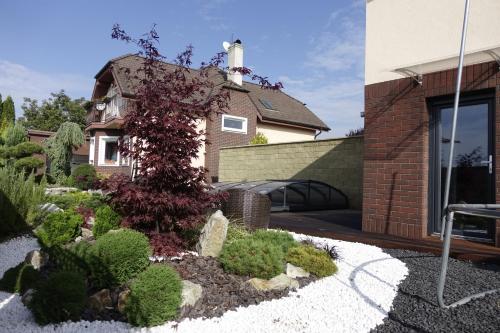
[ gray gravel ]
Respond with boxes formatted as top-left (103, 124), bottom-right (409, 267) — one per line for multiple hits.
top-left (372, 249), bottom-right (500, 333)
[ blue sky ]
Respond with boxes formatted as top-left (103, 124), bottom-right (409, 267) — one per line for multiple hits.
top-left (0, 0), bottom-right (365, 137)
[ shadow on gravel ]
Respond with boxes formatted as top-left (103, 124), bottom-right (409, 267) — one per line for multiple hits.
top-left (372, 249), bottom-right (500, 333)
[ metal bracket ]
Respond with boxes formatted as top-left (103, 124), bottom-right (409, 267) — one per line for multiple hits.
top-left (394, 69), bottom-right (423, 85)
top-left (483, 50), bottom-right (500, 70)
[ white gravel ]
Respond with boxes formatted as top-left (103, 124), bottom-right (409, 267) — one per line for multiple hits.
top-left (0, 236), bottom-right (40, 276)
top-left (0, 233), bottom-right (408, 333)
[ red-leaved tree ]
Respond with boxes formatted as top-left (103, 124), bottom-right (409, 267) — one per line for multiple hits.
top-left (102, 25), bottom-right (282, 255)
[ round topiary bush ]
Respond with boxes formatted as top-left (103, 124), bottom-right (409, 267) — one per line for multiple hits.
top-left (92, 205), bottom-right (121, 238)
top-left (92, 229), bottom-right (152, 287)
top-left (250, 229), bottom-right (298, 253)
top-left (36, 210), bottom-right (83, 247)
top-left (71, 164), bottom-right (98, 190)
top-left (286, 244), bottom-right (338, 277)
top-left (29, 271), bottom-right (86, 325)
top-left (125, 264), bottom-right (182, 327)
top-left (219, 238), bottom-right (285, 279)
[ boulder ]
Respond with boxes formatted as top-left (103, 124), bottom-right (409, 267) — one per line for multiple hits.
top-left (21, 289), bottom-right (35, 306)
top-left (286, 263), bottom-right (310, 278)
top-left (81, 227), bottom-right (93, 240)
top-left (24, 250), bottom-right (49, 270)
top-left (74, 236), bottom-right (83, 243)
top-left (196, 210), bottom-right (228, 257)
top-left (45, 187), bottom-right (79, 195)
top-left (88, 289), bottom-right (112, 313)
top-left (87, 216), bottom-right (95, 226)
top-left (247, 273), bottom-right (299, 291)
top-left (117, 289), bottom-right (130, 314)
top-left (39, 203), bottom-right (62, 213)
top-left (181, 280), bottom-right (203, 307)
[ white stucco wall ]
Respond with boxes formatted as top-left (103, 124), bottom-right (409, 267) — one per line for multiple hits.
top-left (256, 122), bottom-right (316, 144)
top-left (191, 119), bottom-right (206, 168)
top-left (366, 0), bottom-right (500, 85)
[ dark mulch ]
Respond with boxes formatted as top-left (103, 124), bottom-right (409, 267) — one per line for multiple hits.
top-left (372, 249), bottom-right (500, 333)
top-left (169, 254), bottom-right (318, 320)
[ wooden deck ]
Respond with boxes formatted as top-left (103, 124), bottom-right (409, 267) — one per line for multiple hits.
top-left (270, 210), bottom-right (500, 264)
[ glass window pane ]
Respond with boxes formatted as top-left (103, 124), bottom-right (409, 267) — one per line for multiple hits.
top-left (224, 117), bottom-right (243, 130)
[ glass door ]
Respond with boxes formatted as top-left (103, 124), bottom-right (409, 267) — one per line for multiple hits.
top-left (430, 96), bottom-right (495, 241)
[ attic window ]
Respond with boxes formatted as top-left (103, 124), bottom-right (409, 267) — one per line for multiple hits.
top-left (259, 99), bottom-right (276, 110)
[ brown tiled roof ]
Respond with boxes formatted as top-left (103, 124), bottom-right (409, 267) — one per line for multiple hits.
top-left (95, 54), bottom-right (330, 131)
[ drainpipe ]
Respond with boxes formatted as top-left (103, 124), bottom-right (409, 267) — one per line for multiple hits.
top-left (315, 130), bottom-right (322, 140)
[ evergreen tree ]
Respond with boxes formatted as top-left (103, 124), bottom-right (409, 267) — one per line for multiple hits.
top-left (44, 122), bottom-right (84, 179)
top-left (0, 96), bottom-right (15, 136)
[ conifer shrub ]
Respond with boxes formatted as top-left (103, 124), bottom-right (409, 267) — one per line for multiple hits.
top-left (250, 229), bottom-right (298, 254)
top-left (92, 205), bottom-right (121, 238)
top-left (125, 265), bottom-right (182, 327)
top-left (14, 156), bottom-right (44, 172)
top-left (4, 142), bottom-right (44, 158)
top-left (250, 132), bottom-right (268, 145)
top-left (286, 244), bottom-right (338, 277)
top-left (35, 210), bottom-right (83, 247)
top-left (0, 262), bottom-right (40, 294)
top-left (92, 229), bottom-right (152, 287)
top-left (71, 164), bottom-right (98, 190)
top-left (29, 271), bottom-right (86, 325)
top-left (219, 238), bottom-right (284, 279)
top-left (225, 221), bottom-right (251, 244)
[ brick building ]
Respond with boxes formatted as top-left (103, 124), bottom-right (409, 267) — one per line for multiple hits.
top-left (364, 0), bottom-right (500, 246)
top-left (85, 40), bottom-right (329, 180)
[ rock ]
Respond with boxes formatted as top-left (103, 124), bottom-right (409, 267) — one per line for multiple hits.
top-left (45, 187), bottom-right (79, 195)
top-left (196, 210), bottom-right (228, 257)
top-left (117, 289), bottom-right (130, 314)
top-left (286, 263), bottom-right (310, 278)
top-left (88, 289), bottom-right (112, 313)
top-left (24, 250), bottom-right (49, 270)
top-left (81, 227), bottom-right (93, 240)
top-left (247, 273), bottom-right (299, 291)
top-left (74, 236), bottom-right (83, 243)
top-left (39, 203), bottom-right (62, 213)
top-left (21, 289), bottom-right (35, 306)
top-left (181, 280), bottom-right (203, 307)
top-left (87, 216), bottom-right (95, 226)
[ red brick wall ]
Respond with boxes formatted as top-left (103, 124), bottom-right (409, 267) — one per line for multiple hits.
top-left (363, 61), bottom-right (500, 246)
top-left (205, 88), bottom-right (258, 182)
top-left (89, 129), bottom-right (131, 176)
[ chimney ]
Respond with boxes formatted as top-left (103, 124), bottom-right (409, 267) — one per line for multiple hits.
top-left (227, 39), bottom-right (243, 86)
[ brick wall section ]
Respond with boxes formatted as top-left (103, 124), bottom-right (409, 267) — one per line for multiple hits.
top-left (219, 137), bottom-right (364, 209)
top-left (205, 89), bottom-right (257, 182)
top-left (89, 129), bottom-right (131, 176)
top-left (364, 61), bottom-right (500, 246)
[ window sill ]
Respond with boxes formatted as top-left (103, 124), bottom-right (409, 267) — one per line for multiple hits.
top-left (221, 128), bottom-right (247, 134)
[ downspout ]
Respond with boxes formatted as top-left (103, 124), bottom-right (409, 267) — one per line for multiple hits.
top-left (314, 130), bottom-right (322, 140)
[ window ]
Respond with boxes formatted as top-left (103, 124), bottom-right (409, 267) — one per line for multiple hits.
top-left (222, 115), bottom-right (247, 134)
top-left (259, 98), bottom-right (276, 110)
top-left (89, 137), bottom-right (95, 165)
top-left (98, 136), bottom-right (128, 166)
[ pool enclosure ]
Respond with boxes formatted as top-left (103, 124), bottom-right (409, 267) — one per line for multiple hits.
top-left (212, 180), bottom-right (349, 212)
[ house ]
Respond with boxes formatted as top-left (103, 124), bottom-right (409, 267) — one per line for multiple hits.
top-left (85, 40), bottom-right (329, 181)
top-left (363, 0), bottom-right (500, 247)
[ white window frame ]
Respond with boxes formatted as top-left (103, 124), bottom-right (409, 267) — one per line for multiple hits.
top-left (222, 114), bottom-right (247, 134)
top-left (98, 136), bottom-right (121, 167)
top-left (89, 137), bottom-right (95, 165)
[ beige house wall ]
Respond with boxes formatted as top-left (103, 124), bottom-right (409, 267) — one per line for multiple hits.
top-left (219, 136), bottom-right (364, 209)
top-left (366, 0), bottom-right (500, 85)
top-left (256, 122), bottom-right (316, 144)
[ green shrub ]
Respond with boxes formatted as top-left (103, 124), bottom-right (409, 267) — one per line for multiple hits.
top-left (250, 132), bottom-right (268, 145)
top-left (0, 262), bottom-right (40, 293)
top-left (71, 164), bottom-right (98, 190)
top-left (80, 193), bottom-right (106, 210)
top-left (14, 156), bottom-right (44, 172)
top-left (36, 210), bottom-right (83, 247)
top-left (92, 229), bottom-right (152, 287)
top-left (92, 205), bottom-right (121, 238)
top-left (6, 142), bottom-right (44, 158)
top-left (225, 221), bottom-right (251, 244)
top-left (45, 191), bottom-right (90, 210)
top-left (219, 238), bottom-right (284, 279)
top-left (4, 123), bottom-right (27, 147)
top-left (125, 265), bottom-right (182, 327)
top-left (29, 271), bottom-right (86, 325)
top-left (250, 229), bottom-right (298, 253)
top-left (0, 165), bottom-right (46, 238)
top-left (286, 245), bottom-right (338, 277)
top-left (49, 242), bottom-right (93, 276)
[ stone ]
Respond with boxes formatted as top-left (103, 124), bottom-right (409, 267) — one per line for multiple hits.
top-left (81, 227), bottom-right (93, 240)
top-left (181, 280), bottom-right (203, 307)
top-left (24, 250), bottom-right (49, 270)
top-left (21, 289), bottom-right (35, 306)
top-left (247, 273), bottom-right (299, 291)
top-left (87, 216), bottom-right (95, 226)
top-left (74, 236), bottom-right (83, 243)
top-left (117, 289), bottom-right (130, 314)
top-left (45, 187), bottom-right (78, 195)
top-left (88, 289), bottom-right (112, 313)
top-left (286, 263), bottom-right (310, 278)
top-left (196, 210), bottom-right (228, 257)
top-left (39, 203), bottom-right (62, 213)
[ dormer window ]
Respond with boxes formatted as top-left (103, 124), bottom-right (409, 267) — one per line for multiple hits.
top-left (259, 98), bottom-right (277, 111)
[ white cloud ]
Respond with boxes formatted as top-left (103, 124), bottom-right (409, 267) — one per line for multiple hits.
top-left (0, 60), bottom-right (92, 117)
top-left (198, 0), bottom-right (229, 31)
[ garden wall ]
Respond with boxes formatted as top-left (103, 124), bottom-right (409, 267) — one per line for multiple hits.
top-left (219, 136), bottom-right (364, 209)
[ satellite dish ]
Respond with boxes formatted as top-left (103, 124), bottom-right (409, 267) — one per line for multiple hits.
top-left (222, 41), bottom-right (230, 51)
